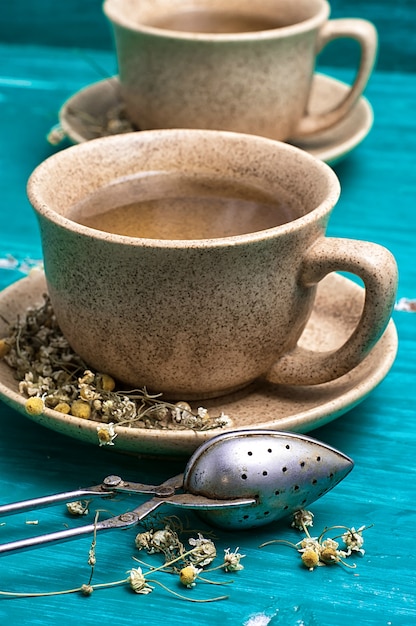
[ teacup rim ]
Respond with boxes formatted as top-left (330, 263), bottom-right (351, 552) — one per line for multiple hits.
top-left (103, 0), bottom-right (330, 42)
top-left (27, 129), bottom-right (340, 249)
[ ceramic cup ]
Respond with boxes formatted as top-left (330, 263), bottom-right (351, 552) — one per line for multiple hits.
top-left (103, 0), bottom-right (377, 141)
top-left (27, 130), bottom-right (397, 399)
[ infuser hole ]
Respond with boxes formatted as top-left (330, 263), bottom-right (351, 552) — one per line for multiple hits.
top-left (241, 473), bottom-right (247, 480)
top-left (282, 466), bottom-right (288, 473)
top-left (275, 490), bottom-right (280, 495)
top-left (316, 456), bottom-right (321, 462)
top-left (248, 451), bottom-right (253, 456)
top-left (293, 485), bottom-right (299, 491)
top-left (312, 479), bottom-right (317, 485)
top-left (300, 461), bottom-right (305, 468)
top-left (262, 470), bottom-right (268, 476)
top-left (267, 448), bottom-right (272, 453)
top-left (264, 511), bottom-right (270, 516)
top-left (285, 444), bottom-right (290, 449)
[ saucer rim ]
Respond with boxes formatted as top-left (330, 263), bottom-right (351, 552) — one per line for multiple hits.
top-left (59, 73), bottom-right (373, 165)
top-left (0, 270), bottom-right (398, 456)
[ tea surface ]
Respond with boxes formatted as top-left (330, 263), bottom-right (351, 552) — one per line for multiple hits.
top-left (68, 173), bottom-right (301, 240)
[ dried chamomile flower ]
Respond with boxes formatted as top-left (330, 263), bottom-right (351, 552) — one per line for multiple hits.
top-left (223, 547), bottom-right (246, 572)
top-left (188, 534), bottom-right (217, 567)
top-left (79, 370), bottom-right (95, 385)
top-left (260, 513), bottom-right (372, 572)
top-left (46, 124), bottom-right (67, 146)
top-left (319, 548), bottom-right (339, 565)
top-left (20, 373), bottom-right (53, 397)
top-left (128, 567), bottom-right (153, 594)
top-left (179, 564), bottom-right (201, 588)
top-left (135, 530), bottom-right (154, 552)
top-left (98, 373), bottom-right (116, 392)
top-left (341, 526), bottom-right (366, 556)
top-left (291, 509), bottom-right (314, 531)
top-left (301, 549), bottom-right (320, 570)
top-left (150, 526), bottom-right (184, 557)
top-left (81, 583), bottom-right (94, 596)
top-left (215, 412), bottom-right (232, 428)
top-left (66, 500), bottom-right (89, 516)
top-left (147, 404), bottom-right (169, 422)
top-left (196, 407), bottom-right (210, 422)
top-left (96, 422), bottom-right (117, 446)
top-left (4, 297), bottom-right (233, 432)
top-left (172, 401), bottom-right (193, 425)
top-left (70, 399), bottom-right (91, 419)
top-left (54, 402), bottom-right (71, 414)
top-left (25, 396), bottom-right (44, 416)
top-left (102, 396), bottom-right (137, 423)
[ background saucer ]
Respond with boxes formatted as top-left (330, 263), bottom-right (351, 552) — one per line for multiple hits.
top-left (59, 73), bottom-right (373, 165)
top-left (0, 270), bottom-right (397, 456)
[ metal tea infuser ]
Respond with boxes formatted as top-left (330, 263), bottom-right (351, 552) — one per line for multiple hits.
top-left (0, 430), bottom-right (353, 555)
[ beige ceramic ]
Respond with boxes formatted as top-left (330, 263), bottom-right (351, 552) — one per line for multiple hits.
top-left (27, 129), bottom-right (397, 399)
top-left (59, 73), bottom-right (374, 165)
top-left (103, 0), bottom-right (377, 141)
top-left (0, 270), bottom-right (398, 456)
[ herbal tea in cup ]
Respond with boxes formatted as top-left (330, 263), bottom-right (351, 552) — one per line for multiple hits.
top-left (67, 173), bottom-right (300, 240)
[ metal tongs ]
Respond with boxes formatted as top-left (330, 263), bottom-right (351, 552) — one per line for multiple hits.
top-left (0, 472), bottom-right (256, 556)
top-left (0, 429), bottom-right (354, 556)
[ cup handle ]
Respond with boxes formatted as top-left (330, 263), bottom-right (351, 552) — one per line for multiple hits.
top-left (272, 238), bottom-right (397, 385)
top-left (294, 18), bottom-right (378, 137)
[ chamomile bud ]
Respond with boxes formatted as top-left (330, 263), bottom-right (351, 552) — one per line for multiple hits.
top-left (301, 549), bottom-right (320, 570)
top-left (55, 402), bottom-right (71, 414)
top-left (99, 373), bottom-right (116, 392)
top-left (25, 396), bottom-right (44, 416)
top-left (179, 564), bottom-right (201, 587)
top-left (320, 547), bottom-right (339, 564)
top-left (70, 399), bottom-right (91, 419)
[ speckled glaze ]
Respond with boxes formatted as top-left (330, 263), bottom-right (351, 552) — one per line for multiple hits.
top-left (27, 129), bottom-right (397, 399)
top-left (103, 0), bottom-right (377, 141)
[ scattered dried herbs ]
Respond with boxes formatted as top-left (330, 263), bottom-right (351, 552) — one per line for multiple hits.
top-left (0, 295), bottom-right (232, 441)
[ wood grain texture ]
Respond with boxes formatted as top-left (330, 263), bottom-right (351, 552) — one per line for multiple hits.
top-left (0, 15), bottom-right (415, 626)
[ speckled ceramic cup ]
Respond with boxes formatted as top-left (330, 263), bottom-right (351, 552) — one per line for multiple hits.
top-left (103, 0), bottom-right (377, 141)
top-left (27, 130), bottom-right (397, 399)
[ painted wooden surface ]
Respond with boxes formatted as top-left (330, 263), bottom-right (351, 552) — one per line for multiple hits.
top-left (0, 0), bottom-right (415, 71)
top-left (0, 2), bottom-right (415, 625)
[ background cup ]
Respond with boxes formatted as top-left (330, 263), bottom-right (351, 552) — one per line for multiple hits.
top-left (27, 130), bottom-right (397, 399)
top-left (103, 0), bottom-right (377, 141)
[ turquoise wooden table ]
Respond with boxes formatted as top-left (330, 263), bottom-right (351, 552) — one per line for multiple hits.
top-left (0, 2), bottom-right (415, 624)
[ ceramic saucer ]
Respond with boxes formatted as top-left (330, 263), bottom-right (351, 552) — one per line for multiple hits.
top-left (59, 73), bottom-right (373, 165)
top-left (0, 270), bottom-right (397, 457)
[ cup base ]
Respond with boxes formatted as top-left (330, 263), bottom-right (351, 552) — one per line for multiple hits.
top-left (161, 380), bottom-right (256, 403)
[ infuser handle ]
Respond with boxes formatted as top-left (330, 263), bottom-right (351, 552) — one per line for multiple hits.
top-left (0, 488), bottom-right (109, 518)
top-left (0, 510), bottom-right (140, 556)
top-left (0, 474), bottom-right (185, 519)
top-left (0, 493), bottom-right (257, 556)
